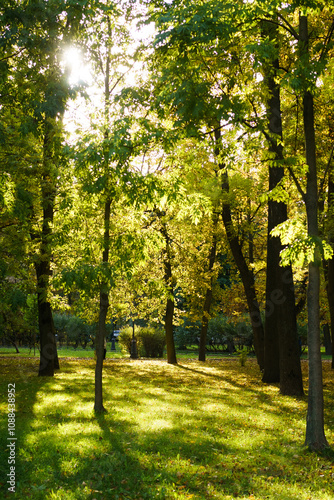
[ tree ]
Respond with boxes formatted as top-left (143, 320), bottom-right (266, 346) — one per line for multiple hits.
top-left (154, 208), bottom-right (178, 364)
top-left (299, 12), bottom-right (329, 451)
top-left (257, 16), bottom-right (303, 395)
top-left (149, 0), bottom-right (267, 368)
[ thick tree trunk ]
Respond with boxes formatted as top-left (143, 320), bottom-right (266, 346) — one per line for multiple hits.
top-left (261, 19), bottom-right (303, 395)
top-left (278, 266), bottom-right (303, 396)
top-left (37, 298), bottom-right (59, 376)
top-left (262, 168), bottom-right (282, 383)
top-left (36, 121), bottom-right (59, 377)
top-left (300, 15), bottom-right (328, 450)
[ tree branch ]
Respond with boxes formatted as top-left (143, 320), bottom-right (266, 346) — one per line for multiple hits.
top-left (287, 166), bottom-right (306, 203)
top-left (319, 18), bottom-right (334, 63)
top-left (319, 144), bottom-right (334, 198)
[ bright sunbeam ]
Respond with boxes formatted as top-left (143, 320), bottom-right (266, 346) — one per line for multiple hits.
top-left (63, 47), bottom-right (92, 86)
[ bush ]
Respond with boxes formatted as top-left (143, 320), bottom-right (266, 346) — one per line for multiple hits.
top-left (118, 326), bottom-right (165, 358)
top-left (139, 327), bottom-right (165, 358)
top-left (118, 327), bottom-right (140, 355)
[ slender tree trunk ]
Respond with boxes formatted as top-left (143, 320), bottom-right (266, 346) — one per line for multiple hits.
top-left (325, 165), bottom-right (334, 369)
top-left (165, 277), bottom-right (177, 364)
top-left (326, 257), bottom-right (334, 369)
top-left (261, 19), bottom-right (303, 395)
top-left (94, 199), bottom-right (111, 412)
top-left (198, 213), bottom-right (218, 362)
top-left (214, 129), bottom-right (265, 370)
top-left (94, 19), bottom-right (113, 412)
top-left (300, 15), bottom-right (329, 450)
top-left (158, 213), bottom-right (177, 364)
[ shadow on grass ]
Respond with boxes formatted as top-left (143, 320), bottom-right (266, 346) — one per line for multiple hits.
top-left (0, 357), bottom-right (49, 499)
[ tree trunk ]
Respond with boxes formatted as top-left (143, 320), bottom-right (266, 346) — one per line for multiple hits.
top-left (95, 287), bottom-right (108, 412)
top-left (36, 253), bottom-right (59, 376)
top-left (300, 14), bottom-right (329, 450)
top-left (158, 213), bottom-right (177, 364)
top-left (325, 163), bottom-right (334, 369)
top-left (223, 214), bottom-right (265, 371)
top-left (37, 298), bottom-right (59, 376)
top-left (165, 293), bottom-right (177, 364)
top-left (198, 213), bottom-right (218, 362)
top-left (94, 199), bottom-right (111, 413)
top-left (326, 256), bottom-right (334, 369)
top-left (261, 19), bottom-right (303, 395)
top-left (94, 23), bottom-right (113, 411)
top-left (214, 128), bottom-right (264, 369)
top-left (163, 240), bottom-right (177, 364)
top-left (36, 121), bottom-right (59, 377)
top-left (198, 288), bottom-right (213, 362)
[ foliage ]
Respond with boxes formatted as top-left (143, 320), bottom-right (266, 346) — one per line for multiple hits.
top-left (174, 318), bottom-right (202, 349)
top-left (174, 315), bottom-right (253, 352)
top-left (118, 326), bottom-right (140, 355)
top-left (118, 325), bottom-right (165, 358)
top-left (0, 272), bottom-right (38, 349)
top-left (139, 326), bottom-right (166, 358)
top-left (53, 313), bottom-right (95, 349)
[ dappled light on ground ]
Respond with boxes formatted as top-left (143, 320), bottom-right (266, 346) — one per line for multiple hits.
top-left (0, 357), bottom-right (333, 499)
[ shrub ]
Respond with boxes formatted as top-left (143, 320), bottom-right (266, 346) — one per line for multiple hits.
top-left (139, 327), bottom-right (165, 358)
top-left (118, 327), bottom-right (137, 355)
top-left (118, 326), bottom-right (165, 358)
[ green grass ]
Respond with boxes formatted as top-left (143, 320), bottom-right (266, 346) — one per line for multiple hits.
top-left (1, 344), bottom-right (331, 362)
top-left (0, 345), bottom-right (239, 360)
top-left (1, 356), bottom-right (334, 499)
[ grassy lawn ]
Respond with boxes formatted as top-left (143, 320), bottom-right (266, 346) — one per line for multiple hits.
top-left (0, 345), bottom-right (235, 360)
top-left (0, 356), bottom-right (334, 499)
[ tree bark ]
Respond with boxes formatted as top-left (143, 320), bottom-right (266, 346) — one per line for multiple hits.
top-left (300, 14), bottom-right (329, 450)
top-left (94, 19), bottom-right (113, 412)
top-left (165, 279), bottom-right (177, 364)
top-left (214, 129), bottom-right (265, 370)
top-left (158, 212), bottom-right (177, 364)
top-left (94, 199), bottom-right (111, 412)
top-left (198, 213), bottom-right (218, 362)
top-left (36, 120), bottom-right (59, 377)
top-left (325, 256), bottom-right (334, 369)
top-left (261, 19), bottom-right (303, 395)
top-left (324, 164), bottom-right (334, 369)
top-left (95, 287), bottom-right (108, 412)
